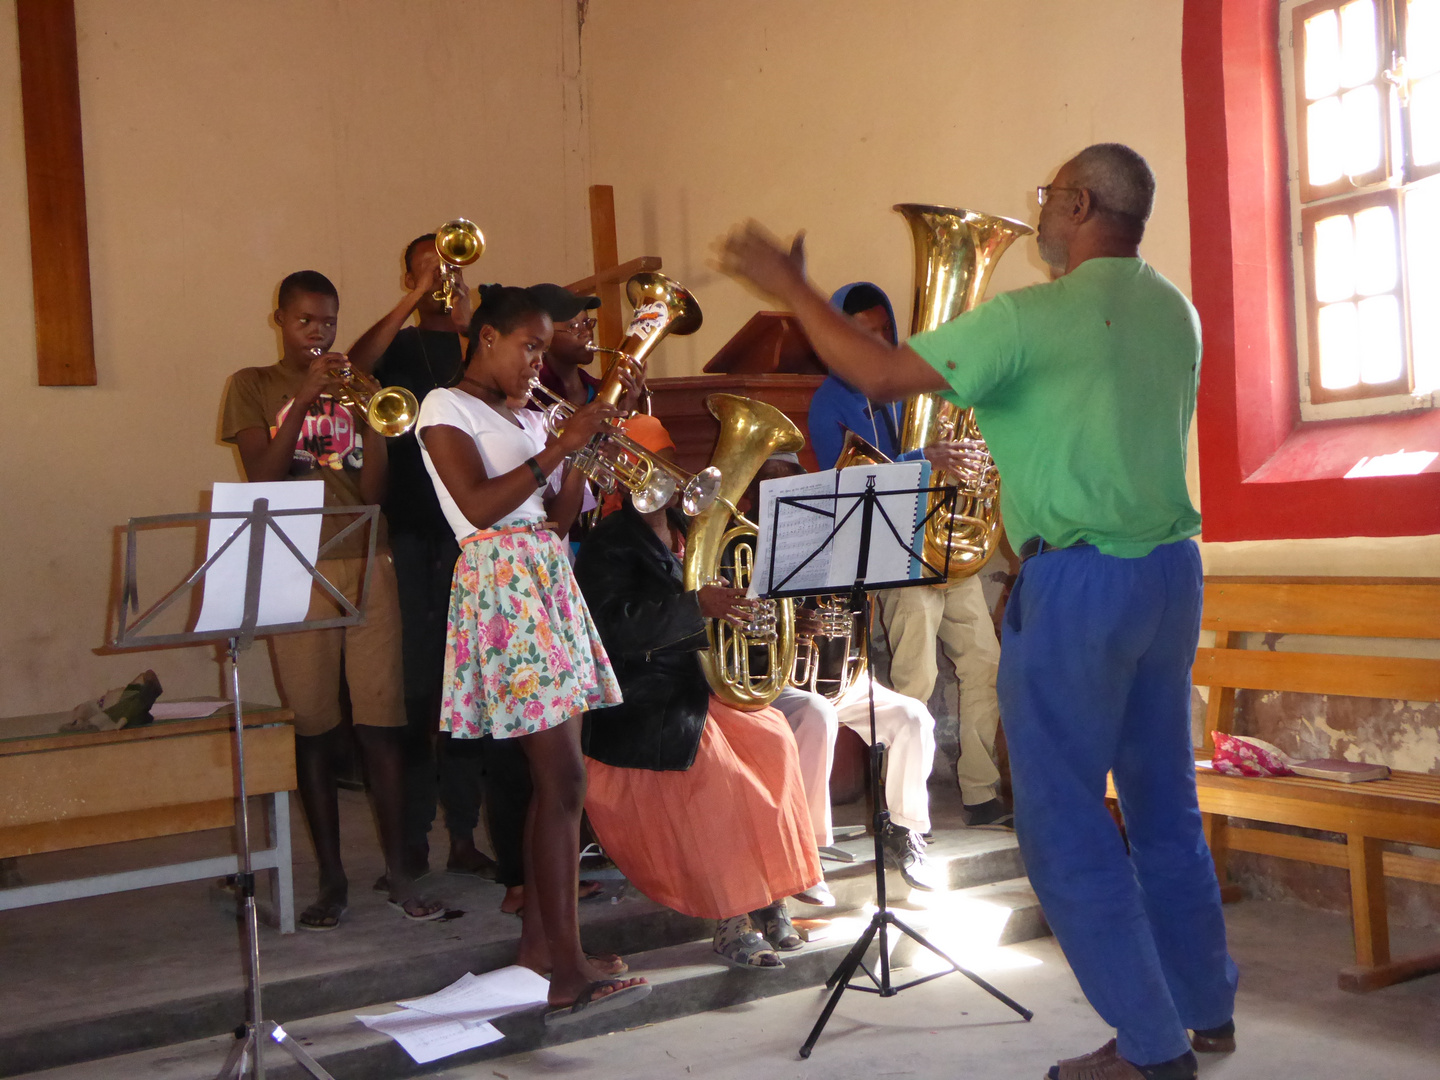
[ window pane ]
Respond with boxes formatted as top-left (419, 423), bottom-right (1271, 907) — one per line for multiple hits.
top-left (1412, 74), bottom-right (1440, 166)
top-left (1306, 9), bottom-right (1341, 99)
top-left (1317, 301), bottom-right (1361, 388)
top-left (1410, 0), bottom-right (1440, 79)
top-left (1314, 213), bottom-right (1356, 301)
top-left (1308, 96), bottom-right (1345, 184)
top-left (1407, 182), bottom-right (1440, 393)
top-left (1353, 205), bottom-right (1399, 294)
top-left (1357, 294), bottom-right (1404, 382)
top-left (1342, 85), bottom-right (1383, 174)
top-left (1340, 1), bottom-right (1379, 87)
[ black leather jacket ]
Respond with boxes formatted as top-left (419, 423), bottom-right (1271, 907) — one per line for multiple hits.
top-left (575, 504), bottom-right (710, 771)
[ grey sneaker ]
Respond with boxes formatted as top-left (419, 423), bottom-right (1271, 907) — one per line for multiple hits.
top-left (881, 824), bottom-right (938, 891)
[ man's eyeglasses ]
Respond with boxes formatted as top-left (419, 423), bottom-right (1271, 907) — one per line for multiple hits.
top-left (560, 315), bottom-right (596, 332)
top-left (1037, 185), bottom-right (1085, 207)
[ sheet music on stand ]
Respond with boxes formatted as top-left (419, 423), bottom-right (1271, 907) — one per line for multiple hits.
top-left (750, 460), bottom-right (937, 598)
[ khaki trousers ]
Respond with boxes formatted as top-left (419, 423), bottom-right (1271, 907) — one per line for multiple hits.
top-left (877, 575), bottom-right (1001, 806)
top-left (268, 554), bottom-right (406, 737)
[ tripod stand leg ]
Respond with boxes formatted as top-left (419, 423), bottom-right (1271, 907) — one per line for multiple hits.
top-left (269, 1022), bottom-right (338, 1080)
top-left (214, 1028), bottom-right (250, 1080)
top-left (801, 916), bottom-right (880, 1057)
top-left (888, 914), bottom-right (1034, 1021)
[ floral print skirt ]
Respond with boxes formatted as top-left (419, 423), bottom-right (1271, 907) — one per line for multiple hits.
top-left (441, 523), bottom-right (622, 739)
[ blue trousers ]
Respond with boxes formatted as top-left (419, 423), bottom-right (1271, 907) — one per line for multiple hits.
top-left (999, 539), bottom-right (1237, 1066)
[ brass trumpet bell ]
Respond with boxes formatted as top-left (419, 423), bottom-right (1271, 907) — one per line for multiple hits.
top-left (433, 218), bottom-right (485, 314)
top-left (593, 272), bottom-right (703, 407)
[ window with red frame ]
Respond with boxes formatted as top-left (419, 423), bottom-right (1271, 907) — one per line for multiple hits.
top-left (1283, 0), bottom-right (1440, 408)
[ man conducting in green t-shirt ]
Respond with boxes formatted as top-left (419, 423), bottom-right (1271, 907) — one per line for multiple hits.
top-left (718, 144), bottom-right (1237, 1080)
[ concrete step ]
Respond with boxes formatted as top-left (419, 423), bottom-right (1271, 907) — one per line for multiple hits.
top-left (18, 876), bottom-right (1046, 1080)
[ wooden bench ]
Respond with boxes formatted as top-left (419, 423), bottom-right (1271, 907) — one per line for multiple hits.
top-left (1111, 577), bottom-right (1440, 992)
top-left (0, 705), bottom-right (298, 931)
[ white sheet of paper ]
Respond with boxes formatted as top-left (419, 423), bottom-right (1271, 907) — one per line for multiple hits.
top-left (831, 460), bottom-right (930, 587)
top-left (194, 482), bottom-right (325, 633)
top-left (750, 471), bottom-right (841, 597)
top-left (396, 966), bottom-right (550, 1021)
top-left (356, 1010), bottom-right (503, 1064)
top-left (149, 700), bottom-right (228, 721)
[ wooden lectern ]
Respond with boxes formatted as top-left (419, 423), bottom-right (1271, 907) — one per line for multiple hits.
top-left (650, 312), bottom-right (826, 473)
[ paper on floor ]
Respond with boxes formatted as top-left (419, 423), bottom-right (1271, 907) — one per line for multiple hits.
top-left (397, 965), bottom-right (550, 1021)
top-left (356, 966), bottom-right (550, 1064)
top-left (356, 1009), bottom-right (502, 1064)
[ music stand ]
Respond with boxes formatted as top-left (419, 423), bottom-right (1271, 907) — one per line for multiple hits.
top-left (112, 494), bottom-right (379, 1080)
top-left (760, 473), bottom-right (1032, 1058)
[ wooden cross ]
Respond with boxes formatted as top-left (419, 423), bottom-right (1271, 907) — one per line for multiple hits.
top-left (563, 185), bottom-right (661, 363)
top-left (16, 0), bottom-right (97, 386)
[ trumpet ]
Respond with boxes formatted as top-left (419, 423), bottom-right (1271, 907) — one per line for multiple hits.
top-left (527, 379), bottom-right (722, 516)
top-left (310, 349), bottom-right (419, 436)
top-left (433, 218), bottom-right (485, 314)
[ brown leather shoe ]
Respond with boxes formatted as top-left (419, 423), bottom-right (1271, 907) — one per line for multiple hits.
top-left (1190, 1020), bottom-right (1236, 1053)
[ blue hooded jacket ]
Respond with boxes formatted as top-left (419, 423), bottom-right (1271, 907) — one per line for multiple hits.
top-left (807, 282), bottom-right (925, 470)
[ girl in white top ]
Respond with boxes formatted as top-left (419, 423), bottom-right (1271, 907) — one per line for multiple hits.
top-left (416, 284), bottom-right (643, 1022)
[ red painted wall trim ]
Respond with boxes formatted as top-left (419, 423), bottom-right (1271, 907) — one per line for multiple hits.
top-left (1186, 0), bottom-right (1440, 541)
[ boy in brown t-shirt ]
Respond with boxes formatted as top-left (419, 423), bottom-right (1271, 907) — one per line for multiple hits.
top-left (220, 270), bottom-right (442, 929)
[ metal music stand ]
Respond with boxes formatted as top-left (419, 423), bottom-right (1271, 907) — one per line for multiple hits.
top-left (761, 474), bottom-right (1032, 1058)
top-left (113, 496), bottom-right (381, 1080)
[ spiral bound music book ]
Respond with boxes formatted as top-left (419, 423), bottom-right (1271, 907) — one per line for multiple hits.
top-left (749, 459), bottom-right (932, 597)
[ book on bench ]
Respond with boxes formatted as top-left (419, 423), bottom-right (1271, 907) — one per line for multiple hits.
top-left (1287, 759), bottom-right (1391, 783)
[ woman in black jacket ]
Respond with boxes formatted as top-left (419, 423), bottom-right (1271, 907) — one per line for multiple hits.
top-left (575, 486), bottom-right (823, 970)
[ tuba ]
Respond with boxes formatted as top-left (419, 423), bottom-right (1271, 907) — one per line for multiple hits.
top-left (683, 394), bottom-right (804, 710)
top-left (893, 204), bottom-right (1032, 578)
top-left (590, 272), bottom-right (702, 407)
top-left (433, 219), bottom-right (485, 314)
top-left (789, 594), bottom-right (868, 703)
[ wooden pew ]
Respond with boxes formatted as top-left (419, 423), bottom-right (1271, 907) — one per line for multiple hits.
top-left (1110, 577), bottom-right (1440, 992)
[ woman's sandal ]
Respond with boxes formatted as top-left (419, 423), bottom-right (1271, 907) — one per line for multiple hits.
top-left (298, 898), bottom-right (347, 932)
top-left (542, 979), bottom-right (651, 1027)
top-left (713, 915), bottom-right (785, 970)
top-left (754, 904), bottom-right (803, 951)
top-left (387, 896), bottom-right (446, 922)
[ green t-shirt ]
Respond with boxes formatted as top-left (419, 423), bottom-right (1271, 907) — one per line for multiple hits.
top-left (908, 257), bottom-right (1201, 559)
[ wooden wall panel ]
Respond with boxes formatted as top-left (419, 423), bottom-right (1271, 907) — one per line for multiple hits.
top-left (16, 0), bottom-right (97, 386)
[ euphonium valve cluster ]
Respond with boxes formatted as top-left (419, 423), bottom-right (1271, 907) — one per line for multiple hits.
top-left (433, 218), bottom-right (485, 314)
top-left (893, 203), bottom-right (1032, 578)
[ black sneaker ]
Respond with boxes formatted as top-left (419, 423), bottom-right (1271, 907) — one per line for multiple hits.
top-left (964, 798), bottom-right (1014, 827)
top-left (881, 824), bottom-right (939, 891)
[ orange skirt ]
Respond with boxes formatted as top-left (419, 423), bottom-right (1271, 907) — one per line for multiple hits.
top-left (585, 697), bottom-right (822, 920)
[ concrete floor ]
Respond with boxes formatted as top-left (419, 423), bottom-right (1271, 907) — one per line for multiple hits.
top-left (439, 900), bottom-right (1440, 1080)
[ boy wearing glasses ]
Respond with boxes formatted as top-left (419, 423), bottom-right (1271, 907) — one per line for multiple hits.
top-left (527, 283), bottom-right (604, 408)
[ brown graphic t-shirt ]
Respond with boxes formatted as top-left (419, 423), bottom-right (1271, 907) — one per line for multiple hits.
top-left (220, 363), bottom-right (386, 558)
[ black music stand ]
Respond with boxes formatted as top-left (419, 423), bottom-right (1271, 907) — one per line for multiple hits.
top-left (761, 473), bottom-right (1032, 1058)
top-left (113, 494), bottom-right (380, 1080)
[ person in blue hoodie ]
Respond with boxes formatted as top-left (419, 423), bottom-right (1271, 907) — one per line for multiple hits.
top-left (808, 282), bottom-right (1010, 828)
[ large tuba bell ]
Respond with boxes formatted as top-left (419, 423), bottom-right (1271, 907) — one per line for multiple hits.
top-left (433, 219), bottom-right (485, 314)
top-left (591, 272), bottom-right (702, 407)
top-left (683, 394), bottom-right (803, 710)
top-left (893, 203), bottom-right (1032, 578)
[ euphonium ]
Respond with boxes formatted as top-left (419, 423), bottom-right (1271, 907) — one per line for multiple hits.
top-left (684, 394), bottom-right (803, 710)
top-left (311, 350), bottom-right (420, 436)
top-left (590, 272), bottom-right (702, 407)
top-left (526, 379), bottom-right (721, 516)
top-left (433, 218), bottom-right (485, 314)
top-left (893, 203), bottom-right (1032, 578)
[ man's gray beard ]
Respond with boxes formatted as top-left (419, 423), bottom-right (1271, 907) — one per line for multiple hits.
top-left (1037, 229), bottom-right (1068, 272)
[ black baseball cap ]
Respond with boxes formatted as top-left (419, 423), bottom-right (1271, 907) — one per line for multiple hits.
top-left (526, 283), bottom-right (601, 323)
